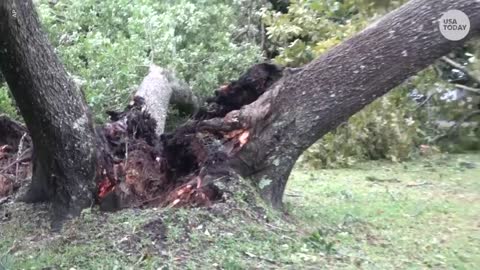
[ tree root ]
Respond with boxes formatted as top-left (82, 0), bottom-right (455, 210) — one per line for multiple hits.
top-left (0, 63), bottom-right (284, 211)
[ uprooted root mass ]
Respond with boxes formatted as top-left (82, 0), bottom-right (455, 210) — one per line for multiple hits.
top-left (0, 63), bottom-right (284, 210)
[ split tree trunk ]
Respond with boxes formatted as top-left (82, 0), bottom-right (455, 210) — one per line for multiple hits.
top-left (133, 64), bottom-right (199, 136)
top-left (135, 65), bottom-right (174, 136)
top-left (0, 0), bottom-right (97, 219)
top-left (228, 0), bottom-right (480, 208)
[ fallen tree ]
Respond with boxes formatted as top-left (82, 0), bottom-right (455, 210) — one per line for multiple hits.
top-left (1, 0), bottom-right (480, 220)
top-left (126, 64), bottom-right (200, 136)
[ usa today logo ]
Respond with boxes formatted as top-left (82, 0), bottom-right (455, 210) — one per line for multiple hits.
top-left (439, 10), bottom-right (470, 41)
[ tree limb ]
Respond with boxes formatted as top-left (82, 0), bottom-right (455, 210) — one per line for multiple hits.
top-left (454, 84), bottom-right (480, 94)
top-left (134, 65), bottom-right (199, 136)
top-left (440, 56), bottom-right (480, 85)
top-left (432, 110), bottom-right (480, 142)
top-left (229, 0), bottom-right (480, 207)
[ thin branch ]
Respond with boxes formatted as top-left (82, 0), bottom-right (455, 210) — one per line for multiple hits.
top-left (415, 93), bottom-right (436, 110)
top-left (232, 29), bottom-right (248, 42)
top-left (432, 110), bottom-right (480, 142)
top-left (454, 84), bottom-right (480, 95)
top-left (440, 56), bottom-right (480, 85)
top-left (260, 22), bottom-right (266, 57)
top-left (0, 150), bottom-right (31, 174)
top-left (406, 182), bottom-right (432, 187)
top-left (15, 133), bottom-right (28, 182)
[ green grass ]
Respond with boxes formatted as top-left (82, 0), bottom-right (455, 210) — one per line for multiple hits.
top-left (286, 153), bottom-right (480, 269)
top-left (1, 153), bottom-right (479, 269)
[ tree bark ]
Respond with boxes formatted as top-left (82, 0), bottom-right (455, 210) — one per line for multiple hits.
top-left (133, 64), bottom-right (199, 136)
top-left (134, 65), bottom-right (173, 136)
top-left (0, 0), bottom-right (97, 220)
top-left (227, 0), bottom-right (480, 208)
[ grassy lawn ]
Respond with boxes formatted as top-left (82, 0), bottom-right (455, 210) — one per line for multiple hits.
top-left (1, 153), bottom-right (479, 269)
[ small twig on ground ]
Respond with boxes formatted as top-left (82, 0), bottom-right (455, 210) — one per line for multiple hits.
top-left (15, 133), bottom-right (28, 183)
top-left (415, 93), bottom-right (435, 110)
top-left (242, 251), bottom-right (279, 265)
top-left (406, 182), bottom-right (432, 187)
top-left (231, 207), bottom-right (258, 220)
top-left (285, 192), bottom-right (302, 197)
top-left (265, 223), bottom-right (292, 232)
top-left (0, 196), bottom-right (9, 205)
top-left (365, 176), bottom-right (401, 183)
top-left (134, 252), bottom-right (148, 267)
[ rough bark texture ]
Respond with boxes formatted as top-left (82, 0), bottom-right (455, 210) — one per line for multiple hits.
top-left (0, 0), bottom-right (97, 220)
top-left (168, 72), bottom-right (200, 116)
top-left (134, 65), bottom-right (173, 136)
top-left (228, 0), bottom-right (480, 208)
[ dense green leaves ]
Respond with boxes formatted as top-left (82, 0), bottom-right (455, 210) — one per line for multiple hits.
top-left (0, 0), bottom-right (262, 121)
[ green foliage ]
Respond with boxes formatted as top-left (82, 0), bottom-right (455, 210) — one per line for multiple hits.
top-left (35, 0), bottom-right (262, 121)
top-left (0, 85), bottom-right (18, 118)
top-left (305, 229), bottom-right (336, 254)
top-left (264, 0), bottom-right (420, 167)
top-left (262, 0), bottom-right (406, 66)
top-left (303, 86), bottom-right (421, 168)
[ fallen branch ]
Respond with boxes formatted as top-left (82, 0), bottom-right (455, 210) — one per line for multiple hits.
top-left (406, 182), bottom-right (432, 187)
top-left (243, 251), bottom-right (279, 265)
top-left (440, 56), bottom-right (480, 86)
top-left (365, 176), bottom-right (401, 183)
top-left (0, 115), bottom-right (30, 150)
top-left (415, 93), bottom-right (436, 110)
top-left (0, 152), bottom-right (31, 174)
top-left (432, 110), bottom-right (480, 142)
top-left (126, 64), bottom-right (200, 136)
top-left (454, 84), bottom-right (480, 95)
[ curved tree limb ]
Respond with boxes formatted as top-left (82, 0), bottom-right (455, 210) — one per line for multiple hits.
top-left (228, 0), bottom-right (480, 208)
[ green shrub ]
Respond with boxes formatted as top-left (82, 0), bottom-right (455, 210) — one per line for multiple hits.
top-left (0, 85), bottom-right (18, 119)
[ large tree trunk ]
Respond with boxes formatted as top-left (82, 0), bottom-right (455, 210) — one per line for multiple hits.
top-left (227, 0), bottom-right (480, 208)
top-left (0, 0), bottom-right (97, 220)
